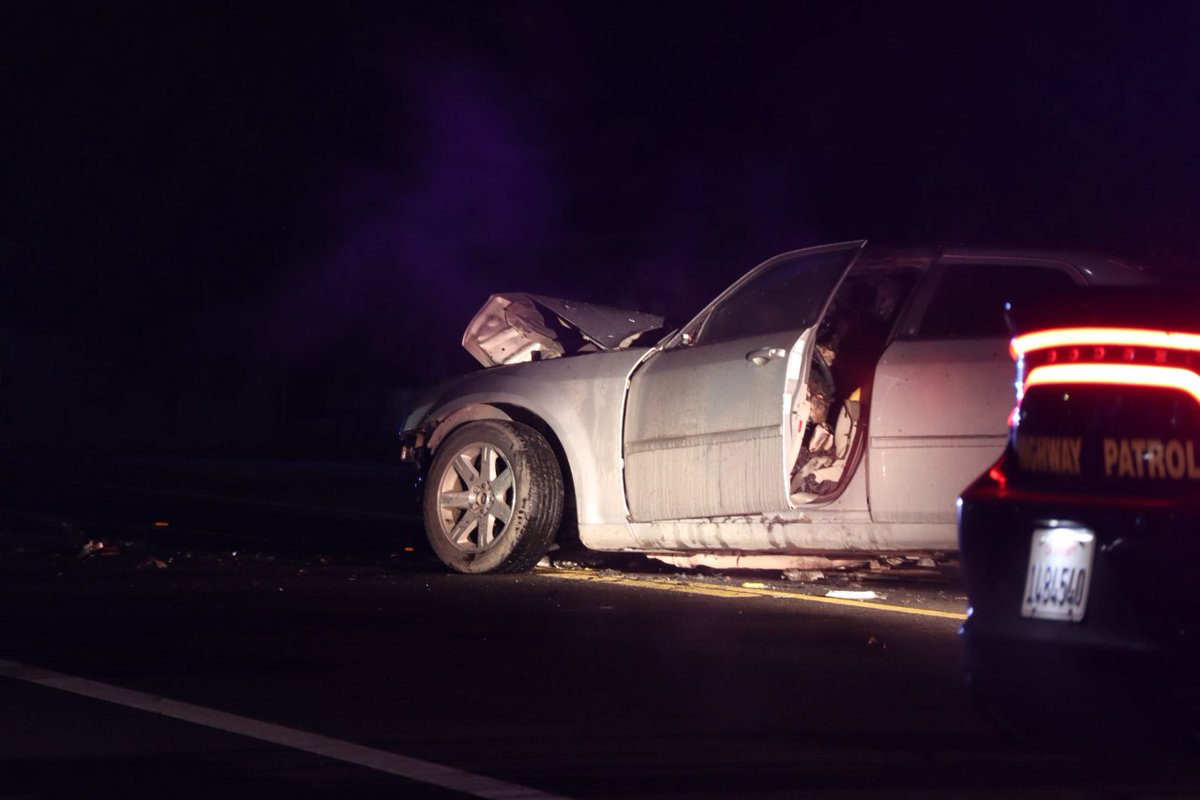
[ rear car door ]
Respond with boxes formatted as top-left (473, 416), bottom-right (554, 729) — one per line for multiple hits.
top-left (623, 241), bottom-right (864, 521)
top-left (867, 257), bottom-right (1083, 523)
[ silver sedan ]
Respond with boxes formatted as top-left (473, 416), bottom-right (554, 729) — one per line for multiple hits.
top-left (400, 242), bottom-right (1152, 573)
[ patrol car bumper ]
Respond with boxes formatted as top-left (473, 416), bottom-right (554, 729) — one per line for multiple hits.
top-left (959, 478), bottom-right (1200, 736)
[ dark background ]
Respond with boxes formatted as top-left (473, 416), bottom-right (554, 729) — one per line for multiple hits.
top-left (5, 1), bottom-right (1200, 458)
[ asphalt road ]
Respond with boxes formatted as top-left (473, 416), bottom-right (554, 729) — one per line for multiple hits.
top-left (1, 458), bottom-right (1199, 798)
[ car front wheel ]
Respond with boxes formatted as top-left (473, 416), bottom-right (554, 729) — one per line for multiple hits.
top-left (423, 420), bottom-right (564, 573)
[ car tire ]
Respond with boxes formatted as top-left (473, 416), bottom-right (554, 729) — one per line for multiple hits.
top-left (423, 420), bottom-right (563, 574)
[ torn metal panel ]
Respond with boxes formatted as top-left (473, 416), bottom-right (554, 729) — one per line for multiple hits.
top-left (462, 293), bottom-right (665, 368)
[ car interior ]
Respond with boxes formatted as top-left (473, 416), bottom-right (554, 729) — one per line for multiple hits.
top-left (789, 270), bottom-right (918, 503)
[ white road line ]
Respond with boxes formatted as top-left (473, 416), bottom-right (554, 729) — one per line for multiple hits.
top-left (0, 659), bottom-right (567, 800)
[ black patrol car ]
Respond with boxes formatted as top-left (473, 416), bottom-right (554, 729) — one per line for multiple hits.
top-left (959, 288), bottom-right (1200, 740)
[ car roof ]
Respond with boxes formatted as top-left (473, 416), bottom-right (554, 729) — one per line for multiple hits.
top-left (853, 244), bottom-right (1151, 285)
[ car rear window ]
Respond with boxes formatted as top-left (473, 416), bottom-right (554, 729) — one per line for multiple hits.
top-left (917, 264), bottom-right (1078, 339)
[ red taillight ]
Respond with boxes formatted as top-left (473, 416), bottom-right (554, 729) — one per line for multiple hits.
top-left (1011, 327), bottom-right (1200, 359)
top-left (1011, 327), bottom-right (1200, 406)
top-left (1023, 363), bottom-right (1200, 405)
top-left (987, 462), bottom-right (1008, 492)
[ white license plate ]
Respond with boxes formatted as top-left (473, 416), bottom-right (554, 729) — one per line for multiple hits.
top-left (1021, 525), bottom-right (1095, 622)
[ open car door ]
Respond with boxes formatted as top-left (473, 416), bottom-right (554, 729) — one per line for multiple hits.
top-left (623, 241), bottom-right (866, 521)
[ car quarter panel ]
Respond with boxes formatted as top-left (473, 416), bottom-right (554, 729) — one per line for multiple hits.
top-left (413, 348), bottom-right (649, 532)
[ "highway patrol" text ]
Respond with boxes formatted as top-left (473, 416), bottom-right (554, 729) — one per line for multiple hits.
top-left (1103, 438), bottom-right (1200, 479)
top-left (1016, 435), bottom-right (1200, 479)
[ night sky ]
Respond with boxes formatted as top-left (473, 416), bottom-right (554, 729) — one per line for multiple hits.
top-left (6, 2), bottom-right (1200, 456)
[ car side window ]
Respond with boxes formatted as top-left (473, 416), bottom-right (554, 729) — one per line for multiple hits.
top-left (695, 248), bottom-right (857, 346)
top-left (916, 264), bottom-right (1078, 339)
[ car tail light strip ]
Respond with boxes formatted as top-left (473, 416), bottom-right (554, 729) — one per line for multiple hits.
top-left (1023, 363), bottom-right (1200, 405)
top-left (1011, 327), bottom-right (1200, 359)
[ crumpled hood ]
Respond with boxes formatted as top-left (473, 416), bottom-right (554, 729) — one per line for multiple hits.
top-left (462, 293), bottom-right (666, 368)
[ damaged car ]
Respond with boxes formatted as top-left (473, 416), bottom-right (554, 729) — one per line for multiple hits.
top-left (400, 241), bottom-right (1152, 573)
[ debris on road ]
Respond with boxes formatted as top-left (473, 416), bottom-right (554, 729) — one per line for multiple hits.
top-left (827, 589), bottom-right (878, 600)
top-left (782, 569), bottom-right (826, 582)
top-left (78, 539), bottom-right (121, 559)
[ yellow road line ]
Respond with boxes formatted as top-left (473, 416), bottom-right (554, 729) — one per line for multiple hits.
top-left (540, 569), bottom-right (967, 621)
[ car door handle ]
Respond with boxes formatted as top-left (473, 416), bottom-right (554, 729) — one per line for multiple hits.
top-left (746, 347), bottom-right (787, 366)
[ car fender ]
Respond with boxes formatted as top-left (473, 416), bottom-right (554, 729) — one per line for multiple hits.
top-left (411, 348), bottom-right (649, 529)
